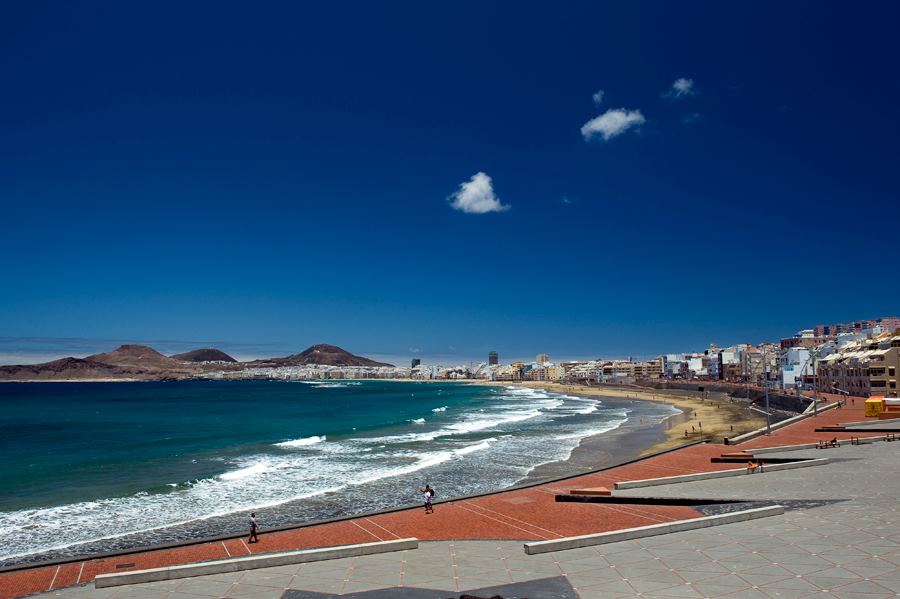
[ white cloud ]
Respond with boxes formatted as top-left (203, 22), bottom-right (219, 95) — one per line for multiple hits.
top-left (580, 108), bottom-right (646, 141)
top-left (665, 77), bottom-right (696, 99)
top-left (448, 172), bottom-right (510, 214)
top-left (592, 89), bottom-right (605, 105)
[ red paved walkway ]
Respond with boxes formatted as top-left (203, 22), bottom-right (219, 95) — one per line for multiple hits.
top-left (0, 392), bottom-right (876, 599)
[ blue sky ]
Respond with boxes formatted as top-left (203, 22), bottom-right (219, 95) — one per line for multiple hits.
top-left (1, 1), bottom-right (898, 364)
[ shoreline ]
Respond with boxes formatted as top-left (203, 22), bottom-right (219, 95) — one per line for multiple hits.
top-left (480, 380), bottom-right (766, 484)
top-left (0, 378), bottom-right (763, 568)
top-left (491, 380), bottom-right (766, 454)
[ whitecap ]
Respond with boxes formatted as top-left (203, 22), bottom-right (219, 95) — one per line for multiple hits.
top-left (219, 461), bottom-right (272, 481)
top-left (275, 435), bottom-right (326, 448)
top-left (454, 438), bottom-right (495, 456)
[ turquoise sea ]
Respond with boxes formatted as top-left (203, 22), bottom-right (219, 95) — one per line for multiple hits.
top-left (0, 380), bottom-right (677, 565)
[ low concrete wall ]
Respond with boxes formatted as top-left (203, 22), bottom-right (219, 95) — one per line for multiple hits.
top-left (524, 506), bottom-right (784, 554)
top-left (94, 538), bottom-right (418, 588)
top-left (614, 458), bottom-right (828, 490)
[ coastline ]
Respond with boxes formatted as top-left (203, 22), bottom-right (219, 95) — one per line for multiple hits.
top-left (477, 380), bottom-right (766, 484)
top-left (0, 378), bottom-right (764, 567)
top-left (482, 380), bottom-right (766, 454)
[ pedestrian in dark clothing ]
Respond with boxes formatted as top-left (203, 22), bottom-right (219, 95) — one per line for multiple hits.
top-left (421, 485), bottom-right (434, 513)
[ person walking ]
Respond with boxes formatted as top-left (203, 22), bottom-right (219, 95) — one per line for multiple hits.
top-left (248, 512), bottom-right (259, 543)
top-left (421, 485), bottom-right (434, 513)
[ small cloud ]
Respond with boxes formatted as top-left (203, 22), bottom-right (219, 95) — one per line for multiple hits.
top-left (448, 345), bottom-right (456, 351)
top-left (682, 112), bottom-right (703, 124)
top-left (664, 77), bottom-right (696, 99)
top-left (592, 89), bottom-right (605, 105)
top-left (409, 347), bottom-right (421, 354)
top-left (448, 172), bottom-right (510, 214)
top-left (581, 108), bottom-right (646, 141)
top-left (560, 195), bottom-right (574, 205)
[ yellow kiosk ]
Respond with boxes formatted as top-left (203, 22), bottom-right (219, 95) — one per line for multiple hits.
top-left (866, 396), bottom-right (885, 417)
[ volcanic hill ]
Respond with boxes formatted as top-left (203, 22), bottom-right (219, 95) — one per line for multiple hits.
top-left (0, 342), bottom-right (391, 381)
top-left (261, 344), bottom-right (393, 367)
top-left (171, 348), bottom-right (237, 363)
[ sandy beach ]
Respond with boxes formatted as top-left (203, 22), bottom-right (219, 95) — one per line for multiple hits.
top-left (465, 380), bottom-right (767, 484)
top-left (492, 381), bottom-right (765, 450)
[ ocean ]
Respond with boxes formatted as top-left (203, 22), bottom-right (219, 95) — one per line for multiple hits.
top-left (0, 380), bottom-right (677, 565)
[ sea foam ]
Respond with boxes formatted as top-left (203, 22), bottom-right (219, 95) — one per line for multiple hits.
top-left (275, 435), bottom-right (326, 448)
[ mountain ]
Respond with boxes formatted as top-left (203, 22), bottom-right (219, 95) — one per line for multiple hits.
top-left (0, 345), bottom-right (198, 381)
top-left (171, 348), bottom-right (237, 363)
top-left (263, 344), bottom-right (393, 367)
top-left (0, 342), bottom-right (391, 381)
top-left (0, 357), bottom-right (123, 380)
top-left (88, 344), bottom-right (185, 371)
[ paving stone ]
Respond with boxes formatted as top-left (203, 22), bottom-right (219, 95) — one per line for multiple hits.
top-left (564, 570), bottom-right (629, 587)
top-left (646, 583), bottom-right (705, 598)
top-left (626, 570), bottom-right (686, 593)
top-left (234, 572), bottom-right (293, 589)
top-left (285, 578), bottom-right (344, 594)
top-left (503, 558), bottom-right (562, 573)
top-left (221, 583), bottom-right (282, 598)
top-left (107, 588), bottom-right (170, 599)
top-left (175, 579), bottom-right (235, 596)
top-left (713, 589), bottom-right (771, 599)
top-left (572, 577), bottom-right (636, 594)
top-left (408, 577), bottom-right (457, 592)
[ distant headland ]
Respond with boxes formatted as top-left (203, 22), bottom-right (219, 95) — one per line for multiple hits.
top-left (0, 343), bottom-right (394, 382)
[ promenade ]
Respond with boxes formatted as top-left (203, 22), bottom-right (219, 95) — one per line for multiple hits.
top-left (5, 394), bottom-right (897, 599)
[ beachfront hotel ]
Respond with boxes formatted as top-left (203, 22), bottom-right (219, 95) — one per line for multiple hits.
top-left (818, 333), bottom-right (900, 398)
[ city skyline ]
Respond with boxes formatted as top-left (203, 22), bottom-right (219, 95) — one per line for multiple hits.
top-left (2, 2), bottom-right (899, 357)
top-left (1, 313), bottom-right (895, 367)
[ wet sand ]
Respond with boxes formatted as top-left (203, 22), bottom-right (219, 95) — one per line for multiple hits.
top-left (520, 405), bottom-right (686, 484)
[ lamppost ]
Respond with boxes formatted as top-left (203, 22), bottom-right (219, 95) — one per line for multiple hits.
top-left (799, 346), bottom-right (820, 416)
top-left (811, 348), bottom-right (819, 416)
top-left (832, 385), bottom-right (849, 405)
top-left (763, 346), bottom-right (771, 435)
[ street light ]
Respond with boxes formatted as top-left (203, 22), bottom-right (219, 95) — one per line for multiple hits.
top-left (763, 346), bottom-right (771, 435)
top-left (799, 346), bottom-right (820, 417)
top-left (832, 385), bottom-right (849, 406)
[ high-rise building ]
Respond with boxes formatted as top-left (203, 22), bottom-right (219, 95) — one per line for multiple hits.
top-left (411, 358), bottom-right (421, 368)
top-left (536, 353), bottom-right (550, 365)
top-left (488, 351), bottom-right (499, 365)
